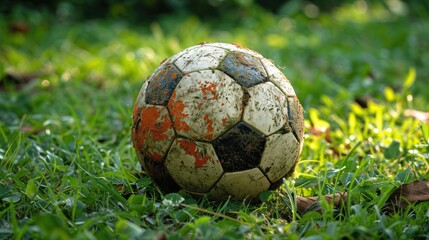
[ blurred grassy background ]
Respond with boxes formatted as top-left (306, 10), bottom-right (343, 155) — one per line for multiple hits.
top-left (2, 0), bottom-right (428, 152)
top-left (2, 0), bottom-right (428, 108)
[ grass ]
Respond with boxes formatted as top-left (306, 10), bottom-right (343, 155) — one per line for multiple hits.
top-left (1, 1), bottom-right (429, 239)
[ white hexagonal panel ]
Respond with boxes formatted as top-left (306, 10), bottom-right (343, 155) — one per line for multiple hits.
top-left (169, 45), bottom-right (199, 63)
top-left (204, 42), bottom-right (263, 59)
top-left (165, 138), bottom-right (223, 193)
top-left (173, 46), bottom-right (228, 73)
top-left (260, 58), bottom-right (296, 96)
top-left (134, 105), bottom-right (175, 162)
top-left (209, 168), bottom-right (270, 200)
top-left (168, 70), bottom-right (243, 141)
top-left (260, 132), bottom-right (300, 183)
top-left (243, 82), bottom-right (288, 136)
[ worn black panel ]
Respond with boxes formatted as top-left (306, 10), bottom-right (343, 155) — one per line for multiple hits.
top-left (219, 52), bottom-right (267, 88)
top-left (213, 122), bottom-right (266, 172)
top-left (145, 63), bottom-right (183, 106)
top-left (142, 155), bottom-right (181, 193)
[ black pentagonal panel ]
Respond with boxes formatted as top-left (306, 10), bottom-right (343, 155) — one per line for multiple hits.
top-left (213, 122), bottom-right (266, 172)
top-left (219, 52), bottom-right (267, 88)
top-left (145, 63), bottom-right (183, 106)
top-left (142, 156), bottom-right (181, 193)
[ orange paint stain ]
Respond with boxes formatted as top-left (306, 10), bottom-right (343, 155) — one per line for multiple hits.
top-left (138, 106), bottom-right (173, 162)
top-left (148, 152), bottom-right (163, 162)
top-left (168, 91), bottom-right (190, 132)
top-left (141, 106), bottom-right (171, 141)
top-left (198, 81), bottom-right (217, 100)
top-left (204, 114), bottom-right (214, 140)
top-left (177, 139), bottom-right (211, 168)
top-left (197, 102), bottom-right (203, 110)
top-left (221, 117), bottom-right (228, 126)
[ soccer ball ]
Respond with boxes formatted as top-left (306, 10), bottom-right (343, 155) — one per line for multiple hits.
top-left (132, 42), bottom-right (304, 200)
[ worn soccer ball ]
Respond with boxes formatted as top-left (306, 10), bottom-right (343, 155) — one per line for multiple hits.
top-left (132, 42), bottom-right (304, 200)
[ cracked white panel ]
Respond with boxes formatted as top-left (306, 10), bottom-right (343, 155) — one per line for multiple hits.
top-left (169, 45), bottom-right (200, 63)
top-left (260, 58), bottom-right (296, 96)
top-left (260, 132), bottom-right (300, 182)
top-left (168, 70), bottom-right (243, 141)
top-left (204, 42), bottom-right (263, 59)
top-left (173, 46), bottom-right (228, 73)
top-left (209, 168), bottom-right (270, 200)
top-left (165, 138), bottom-right (223, 193)
top-left (243, 82), bottom-right (288, 136)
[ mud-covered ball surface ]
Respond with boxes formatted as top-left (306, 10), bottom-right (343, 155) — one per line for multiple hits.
top-left (132, 42), bottom-right (304, 201)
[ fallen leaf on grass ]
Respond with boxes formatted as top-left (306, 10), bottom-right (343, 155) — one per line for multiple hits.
top-left (20, 125), bottom-right (43, 134)
top-left (296, 181), bottom-right (429, 215)
top-left (384, 180), bottom-right (429, 211)
top-left (9, 22), bottom-right (29, 34)
top-left (404, 109), bottom-right (429, 123)
top-left (296, 192), bottom-right (348, 214)
top-left (308, 126), bottom-right (332, 142)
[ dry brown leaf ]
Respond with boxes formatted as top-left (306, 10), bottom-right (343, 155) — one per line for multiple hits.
top-left (385, 180), bottom-right (429, 210)
top-left (9, 22), bottom-right (29, 33)
top-left (294, 181), bottom-right (429, 215)
top-left (20, 125), bottom-right (43, 134)
top-left (296, 192), bottom-right (348, 214)
top-left (404, 109), bottom-right (429, 123)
